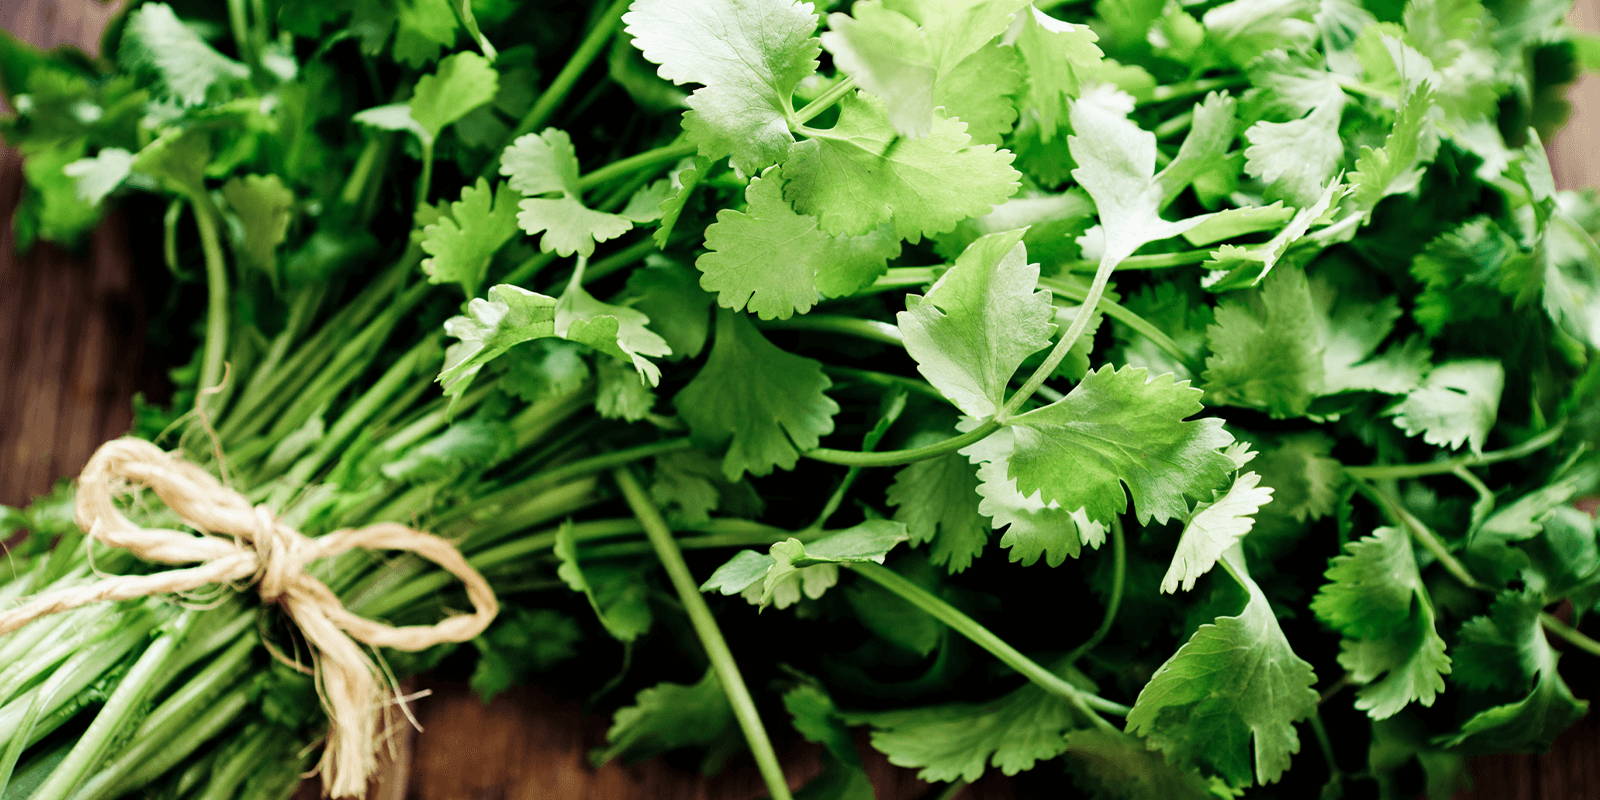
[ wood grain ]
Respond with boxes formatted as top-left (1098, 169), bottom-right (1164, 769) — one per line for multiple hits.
top-left (2, 3), bottom-right (1598, 799)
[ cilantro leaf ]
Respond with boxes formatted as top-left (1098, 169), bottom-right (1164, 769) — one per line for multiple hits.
top-left (697, 170), bottom-right (900, 319)
top-left (118, 3), bottom-right (248, 106)
top-left (700, 520), bottom-right (908, 608)
top-left (1062, 729), bottom-right (1216, 800)
top-left (439, 284), bottom-right (558, 400)
top-left (1242, 83), bottom-right (1346, 207)
top-left (887, 450), bottom-right (989, 573)
top-left (963, 427), bottom-right (1106, 567)
top-left (1009, 7), bottom-right (1104, 141)
top-left (1007, 366), bottom-right (1237, 525)
top-left (469, 608), bottom-right (581, 702)
top-left (854, 683), bottom-right (1077, 783)
top-left (625, 257), bottom-right (712, 360)
top-left (1312, 527), bottom-right (1451, 719)
top-left (1161, 471), bottom-right (1274, 593)
top-left (1250, 433), bottom-right (1343, 523)
top-left (1387, 360), bottom-right (1504, 453)
top-left (896, 229), bottom-right (1054, 418)
top-left (63, 148), bottom-right (133, 207)
top-left (419, 179), bottom-right (520, 296)
top-left (1127, 552), bottom-right (1319, 786)
top-left (781, 92), bottom-right (1020, 241)
top-left (555, 522), bottom-right (654, 642)
top-left (624, 0), bottom-right (821, 174)
top-left (594, 669), bottom-right (737, 766)
top-left (408, 51), bottom-right (499, 142)
top-left (675, 311), bottom-right (838, 478)
top-left (555, 282), bottom-right (672, 386)
top-left (501, 129), bottom-right (634, 257)
top-left (1343, 86), bottom-right (1440, 221)
top-left (221, 174), bottom-right (295, 279)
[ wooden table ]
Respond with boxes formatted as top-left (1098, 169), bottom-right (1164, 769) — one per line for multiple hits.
top-left (3, 2), bottom-right (1598, 797)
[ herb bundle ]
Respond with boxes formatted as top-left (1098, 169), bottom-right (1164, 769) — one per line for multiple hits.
top-left (3, 0), bottom-right (1600, 798)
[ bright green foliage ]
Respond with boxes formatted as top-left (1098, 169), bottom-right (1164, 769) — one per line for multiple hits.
top-left (63, 148), bottom-right (133, 207)
top-left (1007, 366), bottom-right (1237, 525)
top-left (221, 175), bottom-right (295, 278)
top-left (118, 3), bottom-right (247, 106)
top-left (556, 522), bottom-right (654, 642)
top-left (963, 427), bottom-right (1106, 567)
top-left (1249, 433), bottom-right (1342, 522)
top-left (501, 129), bottom-right (633, 257)
top-left (887, 451), bottom-right (988, 573)
top-left (1161, 471), bottom-right (1273, 593)
top-left (1128, 554), bottom-right (1319, 786)
top-left (1313, 528), bottom-right (1451, 719)
top-left (555, 282), bottom-right (672, 386)
top-left (854, 684), bottom-right (1077, 783)
top-left (419, 179), bottom-right (520, 296)
top-left (1009, 7), bottom-right (1104, 141)
top-left (700, 520), bottom-right (907, 608)
top-left (676, 312), bottom-right (838, 478)
top-left (698, 171), bottom-right (900, 319)
top-left (1387, 360), bottom-right (1504, 453)
top-left (594, 669), bottom-right (736, 765)
top-left (439, 284), bottom-right (558, 400)
top-left (781, 93), bottom-right (1020, 240)
top-left (1242, 77), bottom-right (1345, 207)
top-left (1343, 87), bottom-right (1440, 221)
top-left (409, 52), bottom-right (499, 142)
top-left (897, 229), bottom-right (1053, 418)
top-left (624, 0), bottom-right (821, 174)
top-left (1062, 730), bottom-right (1216, 800)
top-left (470, 609), bottom-right (581, 702)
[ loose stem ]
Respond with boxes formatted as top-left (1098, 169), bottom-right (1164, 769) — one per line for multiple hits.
top-left (1343, 423), bottom-right (1567, 480)
top-left (577, 141), bottom-right (698, 193)
top-left (851, 562), bottom-right (1128, 725)
top-left (192, 197), bottom-right (231, 396)
top-left (1065, 518), bottom-right (1124, 664)
top-left (614, 468), bottom-right (795, 800)
top-left (1146, 76), bottom-right (1246, 104)
top-left (805, 418), bottom-right (1000, 468)
top-left (1042, 278), bottom-right (1202, 376)
top-left (1059, 248), bottom-right (1213, 272)
top-left (1001, 254), bottom-right (1117, 419)
top-left (1349, 478), bottom-right (1486, 591)
top-left (1540, 612), bottom-right (1600, 658)
top-left (793, 76), bottom-right (857, 124)
top-left (761, 315), bottom-right (903, 347)
top-left (509, 0), bottom-right (630, 139)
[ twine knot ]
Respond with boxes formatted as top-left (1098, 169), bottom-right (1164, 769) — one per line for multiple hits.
top-left (0, 438), bottom-right (499, 797)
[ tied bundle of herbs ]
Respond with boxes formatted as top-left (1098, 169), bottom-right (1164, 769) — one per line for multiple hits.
top-left (3, 0), bottom-right (1600, 798)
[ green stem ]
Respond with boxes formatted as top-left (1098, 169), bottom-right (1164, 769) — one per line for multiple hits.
top-left (1066, 518), bottom-right (1124, 664)
top-left (417, 139), bottom-right (435, 206)
top-left (577, 140), bottom-right (698, 193)
top-left (1059, 248), bottom-right (1213, 272)
top-left (793, 76), bottom-right (857, 124)
top-left (805, 418), bottom-right (1000, 468)
top-left (1042, 277), bottom-right (1202, 376)
top-left (1001, 255), bottom-right (1117, 419)
top-left (614, 468), bottom-right (795, 800)
top-left (851, 563), bottom-right (1128, 724)
top-left (761, 315), bottom-right (903, 346)
top-left (339, 137), bottom-right (383, 208)
top-left (193, 197), bottom-right (231, 395)
top-left (1343, 423), bottom-right (1567, 480)
top-left (510, 0), bottom-right (629, 139)
top-left (1309, 712), bottom-right (1342, 786)
top-left (824, 366), bottom-right (945, 402)
top-left (1540, 613), bottom-right (1600, 658)
top-left (1146, 76), bottom-right (1245, 104)
top-left (1349, 478), bottom-right (1486, 591)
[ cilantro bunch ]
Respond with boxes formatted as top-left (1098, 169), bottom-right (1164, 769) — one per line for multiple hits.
top-left (4, 0), bottom-right (1600, 798)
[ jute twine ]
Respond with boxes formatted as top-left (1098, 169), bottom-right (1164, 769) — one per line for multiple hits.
top-left (0, 438), bottom-right (498, 797)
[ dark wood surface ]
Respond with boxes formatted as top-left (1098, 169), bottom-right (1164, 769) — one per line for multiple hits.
top-left (2, 2), bottom-right (1599, 798)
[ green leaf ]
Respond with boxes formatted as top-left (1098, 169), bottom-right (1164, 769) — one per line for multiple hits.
top-left (419, 179), bottom-right (520, 296)
top-left (1062, 729), bottom-right (1216, 800)
top-left (1201, 0), bottom-right (1318, 67)
top-left (697, 170), bottom-right (900, 319)
top-left (700, 520), bottom-right (908, 608)
top-left (118, 3), bottom-right (248, 106)
top-left (594, 669), bottom-right (736, 766)
top-left (63, 148), bottom-right (133, 207)
top-left (1250, 433), bottom-right (1342, 523)
top-left (1387, 360), bottom-right (1504, 453)
top-left (499, 340), bottom-right (590, 404)
top-left (1343, 86), bottom-right (1440, 220)
top-left (380, 418), bottom-right (511, 482)
top-left (595, 358), bottom-right (656, 421)
top-left (555, 521), bottom-right (654, 642)
top-left (1009, 7), bottom-right (1105, 141)
top-left (1201, 179), bottom-right (1340, 290)
top-left (555, 282), bottom-right (671, 386)
top-left (625, 257), bottom-right (712, 360)
top-left (409, 51), bottom-right (499, 142)
top-left (654, 157), bottom-right (707, 247)
top-left (1007, 365), bottom-right (1237, 525)
top-left (963, 427), bottom-right (1106, 566)
top-left (1242, 85), bottom-right (1345, 207)
top-left (469, 608), bottom-right (580, 701)
top-left (1127, 552), bottom-right (1319, 786)
top-left (675, 311), bottom-right (838, 478)
top-left (439, 284), bottom-right (559, 400)
top-left (855, 683), bottom-right (1076, 783)
top-left (896, 229), bottom-right (1054, 417)
top-left (500, 129), bottom-right (634, 257)
top-left (781, 92), bottom-right (1020, 241)
top-left (887, 451), bottom-right (989, 573)
top-left (219, 174), bottom-right (294, 279)
top-left (1158, 92), bottom-right (1239, 205)
top-left (1161, 471), bottom-right (1274, 593)
top-left (1312, 527), bottom-right (1451, 719)
top-left (624, 0), bottom-right (821, 174)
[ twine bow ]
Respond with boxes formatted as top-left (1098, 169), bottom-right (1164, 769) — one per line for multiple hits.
top-left (0, 438), bottom-right (498, 797)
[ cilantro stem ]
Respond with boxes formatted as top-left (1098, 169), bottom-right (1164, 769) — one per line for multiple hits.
top-left (850, 563), bottom-right (1128, 726)
top-left (1308, 712), bottom-right (1342, 788)
top-left (1065, 517), bottom-right (1124, 665)
top-left (761, 315), bottom-right (903, 346)
top-left (793, 76), bottom-right (858, 125)
top-left (823, 366), bottom-right (946, 402)
top-left (1059, 248), bottom-right (1213, 272)
top-left (577, 140), bottom-right (698, 193)
top-left (1348, 478), bottom-right (1487, 591)
top-left (1539, 612), bottom-right (1600, 659)
top-left (1000, 255), bottom-right (1117, 419)
top-left (1342, 422), bottom-right (1568, 479)
top-left (1041, 277), bottom-right (1202, 376)
top-left (1145, 76), bottom-right (1246, 105)
top-left (614, 467), bottom-right (796, 800)
top-left (192, 197), bottom-right (231, 396)
top-left (805, 418), bottom-right (1000, 468)
top-left (511, 0), bottom-right (630, 139)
